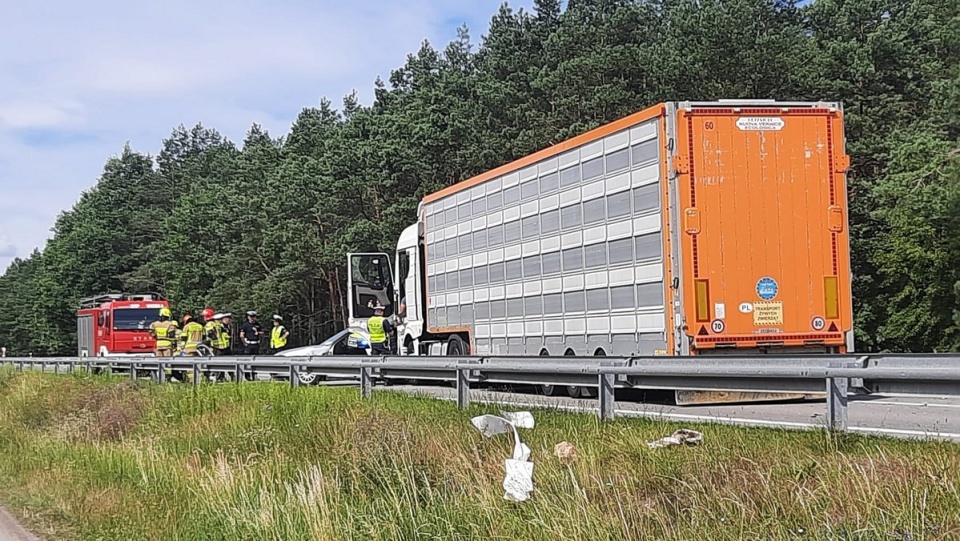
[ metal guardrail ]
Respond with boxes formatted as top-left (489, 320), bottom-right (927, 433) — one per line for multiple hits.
top-left (2, 354), bottom-right (960, 432)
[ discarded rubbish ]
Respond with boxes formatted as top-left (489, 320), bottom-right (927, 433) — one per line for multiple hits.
top-left (471, 411), bottom-right (535, 502)
top-left (646, 428), bottom-right (704, 449)
top-left (554, 441), bottom-right (578, 463)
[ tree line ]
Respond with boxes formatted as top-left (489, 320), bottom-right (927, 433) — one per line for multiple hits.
top-left (0, 0), bottom-right (958, 355)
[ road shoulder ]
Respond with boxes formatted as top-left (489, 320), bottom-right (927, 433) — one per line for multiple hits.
top-left (0, 506), bottom-right (40, 541)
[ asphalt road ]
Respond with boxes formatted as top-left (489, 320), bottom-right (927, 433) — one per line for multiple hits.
top-left (375, 383), bottom-right (960, 442)
top-left (0, 507), bottom-right (38, 541)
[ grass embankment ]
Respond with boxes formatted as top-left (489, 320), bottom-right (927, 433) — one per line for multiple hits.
top-left (0, 371), bottom-right (957, 540)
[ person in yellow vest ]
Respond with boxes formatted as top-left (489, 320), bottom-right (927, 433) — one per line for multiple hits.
top-left (218, 313), bottom-right (233, 354)
top-left (149, 307), bottom-right (179, 357)
top-left (175, 313), bottom-right (205, 363)
top-left (270, 315), bottom-right (289, 353)
top-left (367, 304), bottom-right (393, 355)
top-left (204, 310), bottom-right (224, 355)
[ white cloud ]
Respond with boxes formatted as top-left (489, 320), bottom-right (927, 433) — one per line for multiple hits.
top-left (0, 0), bottom-right (535, 272)
top-left (0, 99), bottom-right (85, 129)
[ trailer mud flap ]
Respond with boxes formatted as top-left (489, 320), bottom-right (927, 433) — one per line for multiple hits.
top-left (674, 390), bottom-right (823, 406)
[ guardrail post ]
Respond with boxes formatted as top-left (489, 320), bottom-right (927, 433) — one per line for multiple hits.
top-left (234, 363), bottom-right (243, 384)
top-left (826, 362), bottom-right (849, 432)
top-left (290, 364), bottom-right (299, 389)
top-left (40, 360), bottom-right (46, 373)
top-left (53, 361), bottom-right (60, 375)
top-left (360, 366), bottom-right (373, 399)
top-left (130, 364), bottom-right (136, 381)
top-left (599, 362), bottom-right (617, 421)
top-left (456, 365), bottom-right (470, 410)
top-left (158, 362), bottom-right (166, 384)
top-left (193, 364), bottom-right (200, 388)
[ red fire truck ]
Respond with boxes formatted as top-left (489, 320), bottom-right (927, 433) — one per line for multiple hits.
top-left (77, 293), bottom-right (169, 358)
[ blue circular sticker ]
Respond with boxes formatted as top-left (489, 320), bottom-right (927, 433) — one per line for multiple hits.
top-left (756, 277), bottom-right (778, 300)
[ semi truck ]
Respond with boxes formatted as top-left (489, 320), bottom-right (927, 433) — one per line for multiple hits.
top-left (77, 293), bottom-right (169, 358)
top-left (346, 99), bottom-right (853, 404)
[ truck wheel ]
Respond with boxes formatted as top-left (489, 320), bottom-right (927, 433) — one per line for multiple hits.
top-left (447, 335), bottom-right (467, 356)
top-left (537, 350), bottom-right (556, 395)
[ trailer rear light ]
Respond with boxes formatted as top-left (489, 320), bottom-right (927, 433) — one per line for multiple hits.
top-left (824, 276), bottom-right (839, 319)
top-left (695, 279), bottom-right (710, 322)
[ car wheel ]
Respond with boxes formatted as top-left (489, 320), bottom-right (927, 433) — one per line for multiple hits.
top-left (297, 371), bottom-right (323, 386)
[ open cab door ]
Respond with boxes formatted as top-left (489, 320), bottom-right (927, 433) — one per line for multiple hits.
top-left (347, 252), bottom-right (395, 330)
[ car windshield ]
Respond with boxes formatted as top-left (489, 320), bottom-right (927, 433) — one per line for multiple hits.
top-left (316, 329), bottom-right (350, 348)
top-left (315, 327), bottom-right (369, 348)
top-left (113, 308), bottom-right (160, 331)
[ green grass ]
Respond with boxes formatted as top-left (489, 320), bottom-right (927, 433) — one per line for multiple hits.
top-left (0, 369), bottom-right (958, 540)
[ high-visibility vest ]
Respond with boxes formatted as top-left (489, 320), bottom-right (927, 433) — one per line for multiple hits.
top-left (220, 326), bottom-right (231, 350)
top-left (205, 321), bottom-right (225, 348)
top-left (271, 325), bottom-right (288, 349)
top-left (368, 316), bottom-right (386, 344)
top-left (151, 320), bottom-right (178, 348)
top-left (181, 322), bottom-right (205, 353)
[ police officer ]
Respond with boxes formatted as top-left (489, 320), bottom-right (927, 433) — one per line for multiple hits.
top-left (367, 304), bottom-right (393, 355)
top-left (240, 311), bottom-right (264, 355)
top-left (270, 315), bottom-right (289, 353)
top-left (218, 313), bottom-right (233, 355)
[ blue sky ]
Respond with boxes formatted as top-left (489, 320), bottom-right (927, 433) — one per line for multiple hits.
top-left (0, 0), bottom-right (535, 272)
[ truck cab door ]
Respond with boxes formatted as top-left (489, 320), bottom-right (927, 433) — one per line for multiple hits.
top-left (347, 252), bottom-right (395, 329)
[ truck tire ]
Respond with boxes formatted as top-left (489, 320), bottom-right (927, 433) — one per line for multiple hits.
top-left (537, 349), bottom-right (556, 396)
top-left (447, 335), bottom-right (467, 356)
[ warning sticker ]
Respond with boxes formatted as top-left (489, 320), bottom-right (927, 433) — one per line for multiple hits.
top-left (753, 301), bottom-right (783, 326)
top-left (736, 117), bottom-right (785, 131)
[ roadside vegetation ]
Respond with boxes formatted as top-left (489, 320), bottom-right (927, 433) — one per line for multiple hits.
top-left (0, 370), bottom-right (957, 540)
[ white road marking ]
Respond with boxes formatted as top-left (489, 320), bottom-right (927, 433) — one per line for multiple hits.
top-left (862, 400), bottom-right (960, 409)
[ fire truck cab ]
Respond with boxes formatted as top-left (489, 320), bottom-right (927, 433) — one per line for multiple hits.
top-left (77, 293), bottom-right (169, 358)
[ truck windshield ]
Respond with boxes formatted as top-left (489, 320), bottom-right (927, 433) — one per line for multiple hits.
top-left (112, 308), bottom-right (159, 331)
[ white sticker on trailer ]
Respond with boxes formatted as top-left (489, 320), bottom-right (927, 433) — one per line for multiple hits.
top-left (736, 117), bottom-right (785, 131)
top-left (714, 303), bottom-right (726, 320)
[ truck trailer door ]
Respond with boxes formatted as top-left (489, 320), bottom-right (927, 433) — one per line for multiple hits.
top-left (346, 252), bottom-right (395, 329)
top-left (673, 104), bottom-right (852, 352)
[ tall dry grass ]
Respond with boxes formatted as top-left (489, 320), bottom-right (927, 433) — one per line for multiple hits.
top-left (0, 369), bottom-right (957, 540)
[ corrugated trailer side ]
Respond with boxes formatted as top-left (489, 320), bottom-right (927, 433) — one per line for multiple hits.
top-left (664, 101), bottom-right (853, 355)
top-left (420, 104), bottom-right (675, 358)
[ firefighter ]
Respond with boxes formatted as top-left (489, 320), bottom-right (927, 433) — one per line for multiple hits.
top-left (367, 304), bottom-right (393, 355)
top-left (149, 308), bottom-right (179, 357)
top-left (270, 315), bottom-right (289, 353)
top-left (180, 314), bottom-right (206, 356)
top-left (202, 308), bottom-right (222, 355)
top-left (166, 313), bottom-right (204, 382)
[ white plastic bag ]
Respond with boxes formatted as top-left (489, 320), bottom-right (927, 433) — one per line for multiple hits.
top-left (471, 411), bottom-right (536, 501)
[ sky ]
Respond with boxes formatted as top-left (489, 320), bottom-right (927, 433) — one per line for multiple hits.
top-left (0, 0), bottom-right (535, 272)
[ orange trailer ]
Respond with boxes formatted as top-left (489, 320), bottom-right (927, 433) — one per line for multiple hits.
top-left (347, 99), bottom-right (854, 404)
top-left (667, 102), bottom-right (853, 355)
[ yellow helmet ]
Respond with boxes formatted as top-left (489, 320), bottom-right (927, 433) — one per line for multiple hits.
top-left (159, 307), bottom-right (172, 318)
